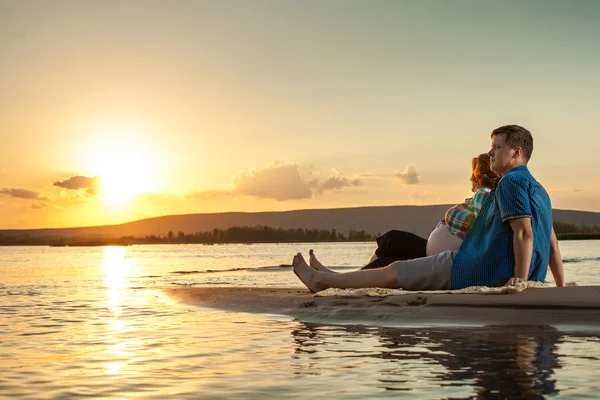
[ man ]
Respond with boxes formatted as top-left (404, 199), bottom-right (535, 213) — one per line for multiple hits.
top-left (292, 125), bottom-right (565, 292)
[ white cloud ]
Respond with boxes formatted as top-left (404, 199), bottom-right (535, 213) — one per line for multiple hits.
top-left (53, 175), bottom-right (102, 195)
top-left (0, 188), bottom-right (48, 200)
top-left (233, 161), bottom-right (313, 201)
top-left (230, 162), bottom-right (364, 201)
top-left (315, 174), bottom-right (362, 195)
top-left (394, 164), bottom-right (423, 185)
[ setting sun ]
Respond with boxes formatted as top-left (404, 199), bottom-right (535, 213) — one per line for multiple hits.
top-left (90, 139), bottom-right (160, 207)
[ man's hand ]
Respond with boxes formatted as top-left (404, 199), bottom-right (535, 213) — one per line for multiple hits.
top-left (548, 227), bottom-right (565, 287)
top-left (505, 277), bottom-right (527, 286)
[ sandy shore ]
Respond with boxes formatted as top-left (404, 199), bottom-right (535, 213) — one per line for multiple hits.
top-left (164, 286), bottom-right (600, 328)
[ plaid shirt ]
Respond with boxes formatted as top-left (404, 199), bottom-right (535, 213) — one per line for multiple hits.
top-left (437, 188), bottom-right (491, 239)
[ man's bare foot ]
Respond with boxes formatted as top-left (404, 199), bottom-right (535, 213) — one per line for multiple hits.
top-left (308, 249), bottom-right (336, 273)
top-left (292, 253), bottom-right (327, 293)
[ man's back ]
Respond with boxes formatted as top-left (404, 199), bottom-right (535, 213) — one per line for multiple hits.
top-left (451, 166), bottom-right (552, 289)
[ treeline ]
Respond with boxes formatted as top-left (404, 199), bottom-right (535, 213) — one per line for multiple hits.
top-left (556, 232), bottom-right (600, 240)
top-left (148, 226), bottom-right (377, 244)
top-left (1, 221), bottom-right (599, 246)
top-left (553, 221), bottom-right (600, 234)
top-left (553, 221), bottom-right (600, 240)
top-left (0, 225), bottom-right (378, 246)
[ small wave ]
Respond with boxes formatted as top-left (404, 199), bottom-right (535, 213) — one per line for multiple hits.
top-left (170, 268), bottom-right (246, 275)
top-left (4, 289), bottom-right (44, 296)
top-left (170, 270), bottom-right (202, 275)
top-left (170, 264), bottom-right (292, 275)
top-left (563, 256), bottom-right (600, 263)
top-left (169, 264), bottom-right (363, 275)
top-left (248, 264), bottom-right (292, 272)
top-left (170, 281), bottom-right (233, 287)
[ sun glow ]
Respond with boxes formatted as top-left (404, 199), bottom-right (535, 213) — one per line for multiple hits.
top-left (90, 138), bottom-right (160, 207)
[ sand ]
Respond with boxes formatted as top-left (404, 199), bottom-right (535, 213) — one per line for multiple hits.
top-left (164, 286), bottom-right (600, 328)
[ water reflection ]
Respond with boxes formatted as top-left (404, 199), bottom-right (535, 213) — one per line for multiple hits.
top-left (101, 246), bottom-right (134, 375)
top-left (102, 246), bottom-right (131, 314)
top-left (291, 324), bottom-right (563, 398)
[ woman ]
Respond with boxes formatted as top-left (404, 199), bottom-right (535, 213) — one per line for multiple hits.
top-left (309, 153), bottom-right (501, 271)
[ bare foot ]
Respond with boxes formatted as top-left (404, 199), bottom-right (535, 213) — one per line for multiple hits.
top-left (309, 249), bottom-right (336, 273)
top-left (292, 253), bottom-right (326, 293)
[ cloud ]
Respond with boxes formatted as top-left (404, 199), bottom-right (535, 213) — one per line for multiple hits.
top-left (232, 161), bottom-right (313, 201)
top-left (315, 174), bottom-right (362, 195)
top-left (231, 162), bottom-right (364, 201)
top-left (393, 164), bottom-right (423, 185)
top-left (0, 188), bottom-right (47, 200)
top-left (53, 175), bottom-right (102, 195)
top-left (30, 202), bottom-right (60, 210)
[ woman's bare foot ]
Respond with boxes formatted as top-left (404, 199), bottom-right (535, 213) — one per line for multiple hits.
top-left (292, 253), bottom-right (326, 293)
top-left (309, 249), bottom-right (336, 273)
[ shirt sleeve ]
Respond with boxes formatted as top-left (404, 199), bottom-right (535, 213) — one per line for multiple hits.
top-left (496, 175), bottom-right (531, 222)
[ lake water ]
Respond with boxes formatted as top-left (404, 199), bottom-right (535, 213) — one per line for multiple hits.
top-left (1, 241), bottom-right (599, 398)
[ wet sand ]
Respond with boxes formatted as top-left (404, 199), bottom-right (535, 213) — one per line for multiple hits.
top-left (165, 286), bottom-right (600, 328)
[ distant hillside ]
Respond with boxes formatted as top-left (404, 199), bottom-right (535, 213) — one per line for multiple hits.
top-left (1, 206), bottom-right (600, 240)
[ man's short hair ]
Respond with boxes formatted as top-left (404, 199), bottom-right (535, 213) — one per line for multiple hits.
top-left (491, 125), bottom-right (533, 161)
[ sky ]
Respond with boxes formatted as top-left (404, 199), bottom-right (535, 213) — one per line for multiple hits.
top-left (1, 0), bottom-right (599, 229)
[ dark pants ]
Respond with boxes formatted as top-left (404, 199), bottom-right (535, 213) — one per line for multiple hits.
top-left (360, 230), bottom-right (428, 270)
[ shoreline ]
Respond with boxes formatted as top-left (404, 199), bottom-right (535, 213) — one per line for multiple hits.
top-left (2, 234), bottom-right (600, 247)
top-left (164, 286), bottom-right (600, 330)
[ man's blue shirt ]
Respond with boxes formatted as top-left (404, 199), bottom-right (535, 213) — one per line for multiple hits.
top-left (451, 165), bottom-right (552, 289)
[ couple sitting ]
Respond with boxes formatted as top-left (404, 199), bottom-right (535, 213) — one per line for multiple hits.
top-left (293, 124), bottom-right (565, 293)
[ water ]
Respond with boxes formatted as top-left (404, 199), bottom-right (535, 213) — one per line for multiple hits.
top-left (1, 241), bottom-right (599, 398)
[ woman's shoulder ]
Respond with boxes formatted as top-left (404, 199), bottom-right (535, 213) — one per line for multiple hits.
top-left (476, 187), bottom-right (492, 198)
top-left (465, 188), bottom-right (491, 202)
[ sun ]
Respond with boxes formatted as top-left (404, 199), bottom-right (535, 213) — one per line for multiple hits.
top-left (91, 141), bottom-right (160, 207)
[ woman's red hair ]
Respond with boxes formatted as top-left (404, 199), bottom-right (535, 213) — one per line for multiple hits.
top-left (471, 153), bottom-right (500, 190)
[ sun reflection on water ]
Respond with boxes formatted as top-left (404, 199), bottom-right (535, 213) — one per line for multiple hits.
top-left (102, 246), bottom-right (134, 375)
top-left (103, 246), bottom-right (131, 314)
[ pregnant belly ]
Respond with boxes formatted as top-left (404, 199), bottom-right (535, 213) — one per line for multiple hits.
top-left (426, 225), bottom-right (463, 256)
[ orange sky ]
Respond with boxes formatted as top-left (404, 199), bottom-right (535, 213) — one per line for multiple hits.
top-left (1, 1), bottom-right (599, 229)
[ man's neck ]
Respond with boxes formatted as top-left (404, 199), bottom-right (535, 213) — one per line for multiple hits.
top-left (502, 162), bottom-right (527, 175)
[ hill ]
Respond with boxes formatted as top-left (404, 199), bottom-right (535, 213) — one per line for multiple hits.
top-left (2, 206), bottom-right (600, 240)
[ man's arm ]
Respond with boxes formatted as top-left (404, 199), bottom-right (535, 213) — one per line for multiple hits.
top-left (548, 227), bottom-right (565, 287)
top-left (507, 217), bottom-right (533, 285)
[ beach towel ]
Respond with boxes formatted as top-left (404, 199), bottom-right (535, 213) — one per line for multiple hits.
top-left (314, 280), bottom-right (549, 297)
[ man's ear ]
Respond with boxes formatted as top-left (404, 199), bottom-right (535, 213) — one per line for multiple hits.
top-left (513, 147), bottom-right (523, 158)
